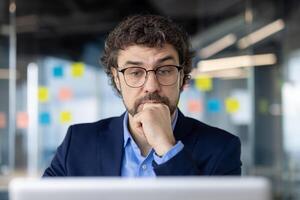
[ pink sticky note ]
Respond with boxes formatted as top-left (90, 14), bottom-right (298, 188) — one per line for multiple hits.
top-left (187, 100), bottom-right (203, 113)
top-left (0, 112), bottom-right (6, 129)
top-left (58, 87), bottom-right (73, 101)
top-left (17, 112), bottom-right (28, 129)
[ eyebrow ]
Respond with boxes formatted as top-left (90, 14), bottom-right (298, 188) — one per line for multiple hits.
top-left (156, 55), bottom-right (177, 64)
top-left (123, 55), bottom-right (177, 67)
top-left (124, 61), bottom-right (143, 66)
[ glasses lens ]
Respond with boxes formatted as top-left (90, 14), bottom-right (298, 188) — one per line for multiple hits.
top-left (122, 66), bottom-right (181, 88)
top-left (156, 66), bottom-right (179, 86)
top-left (124, 67), bottom-right (146, 87)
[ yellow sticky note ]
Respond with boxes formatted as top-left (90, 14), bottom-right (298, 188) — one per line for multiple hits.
top-left (38, 87), bottom-right (49, 103)
top-left (60, 111), bottom-right (72, 124)
top-left (259, 99), bottom-right (268, 114)
top-left (195, 75), bottom-right (212, 92)
top-left (225, 98), bottom-right (240, 113)
top-left (71, 62), bottom-right (85, 77)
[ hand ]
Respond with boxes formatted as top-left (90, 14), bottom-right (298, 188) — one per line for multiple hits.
top-left (132, 103), bottom-right (176, 156)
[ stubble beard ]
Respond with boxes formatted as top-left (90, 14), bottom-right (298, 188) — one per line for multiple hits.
top-left (123, 92), bottom-right (179, 117)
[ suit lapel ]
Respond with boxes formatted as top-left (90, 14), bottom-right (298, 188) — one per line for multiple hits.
top-left (98, 113), bottom-right (125, 176)
top-left (173, 110), bottom-right (193, 140)
top-left (173, 110), bottom-right (197, 151)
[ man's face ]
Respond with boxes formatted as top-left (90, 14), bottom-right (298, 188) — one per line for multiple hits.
top-left (111, 44), bottom-right (184, 117)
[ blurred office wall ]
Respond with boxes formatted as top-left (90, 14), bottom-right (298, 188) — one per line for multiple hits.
top-left (0, 0), bottom-right (12, 176)
top-left (1, 0), bottom-right (300, 199)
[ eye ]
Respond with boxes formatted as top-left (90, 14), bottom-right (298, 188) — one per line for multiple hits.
top-left (126, 68), bottom-right (145, 78)
top-left (157, 66), bottom-right (175, 76)
top-left (158, 69), bottom-right (170, 75)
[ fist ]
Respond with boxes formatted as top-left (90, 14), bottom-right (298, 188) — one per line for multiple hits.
top-left (132, 103), bottom-right (176, 156)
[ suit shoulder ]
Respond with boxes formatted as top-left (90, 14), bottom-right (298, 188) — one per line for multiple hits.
top-left (69, 115), bottom-right (123, 136)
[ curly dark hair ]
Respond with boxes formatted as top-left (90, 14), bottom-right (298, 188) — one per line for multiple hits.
top-left (100, 14), bottom-right (194, 95)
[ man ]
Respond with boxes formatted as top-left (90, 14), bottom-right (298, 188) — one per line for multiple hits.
top-left (43, 14), bottom-right (242, 177)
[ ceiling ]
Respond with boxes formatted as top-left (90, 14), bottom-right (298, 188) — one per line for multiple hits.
top-left (15, 0), bottom-right (246, 36)
top-left (15, 0), bottom-right (242, 57)
top-left (2, 0), bottom-right (300, 60)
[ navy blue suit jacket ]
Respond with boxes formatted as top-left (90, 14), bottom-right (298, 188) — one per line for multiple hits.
top-left (43, 110), bottom-right (242, 176)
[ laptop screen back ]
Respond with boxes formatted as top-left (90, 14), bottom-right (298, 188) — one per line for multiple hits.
top-left (9, 177), bottom-right (271, 200)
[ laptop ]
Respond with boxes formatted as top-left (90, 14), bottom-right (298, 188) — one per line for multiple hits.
top-left (9, 177), bottom-right (271, 200)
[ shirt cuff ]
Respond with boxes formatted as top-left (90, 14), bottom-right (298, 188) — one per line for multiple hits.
top-left (153, 141), bottom-right (184, 165)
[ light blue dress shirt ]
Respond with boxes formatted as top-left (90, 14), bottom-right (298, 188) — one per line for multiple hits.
top-left (121, 109), bottom-right (184, 177)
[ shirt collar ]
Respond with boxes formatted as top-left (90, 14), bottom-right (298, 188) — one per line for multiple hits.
top-left (123, 108), bottom-right (179, 148)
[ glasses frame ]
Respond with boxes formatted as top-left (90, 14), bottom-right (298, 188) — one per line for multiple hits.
top-left (117, 65), bottom-right (183, 88)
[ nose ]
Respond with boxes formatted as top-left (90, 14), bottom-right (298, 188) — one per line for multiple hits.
top-left (143, 71), bottom-right (161, 93)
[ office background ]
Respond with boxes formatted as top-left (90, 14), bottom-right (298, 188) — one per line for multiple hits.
top-left (0, 0), bottom-right (300, 199)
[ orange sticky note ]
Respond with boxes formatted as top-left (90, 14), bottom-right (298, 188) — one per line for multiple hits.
top-left (58, 87), bottom-right (73, 101)
top-left (0, 112), bottom-right (6, 129)
top-left (38, 87), bottom-right (49, 103)
top-left (225, 98), bottom-right (240, 113)
top-left (187, 100), bottom-right (203, 113)
top-left (17, 112), bottom-right (28, 129)
top-left (71, 62), bottom-right (85, 77)
top-left (195, 75), bottom-right (212, 92)
top-left (60, 111), bottom-right (72, 124)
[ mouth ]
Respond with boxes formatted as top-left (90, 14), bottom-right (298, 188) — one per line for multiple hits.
top-left (132, 93), bottom-right (170, 115)
top-left (140, 100), bottom-right (162, 104)
top-left (137, 101), bottom-right (163, 112)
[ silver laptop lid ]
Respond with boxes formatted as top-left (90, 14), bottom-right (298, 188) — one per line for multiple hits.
top-left (9, 177), bottom-right (271, 200)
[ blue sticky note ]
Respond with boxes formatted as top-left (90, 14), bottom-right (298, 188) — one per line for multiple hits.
top-left (207, 99), bottom-right (221, 113)
top-left (39, 112), bottom-right (51, 125)
top-left (53, 65), bottom-right (64, 78)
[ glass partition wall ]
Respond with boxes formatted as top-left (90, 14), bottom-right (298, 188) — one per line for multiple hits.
top-left (0, 0), bottom-right (300, 199)
top-left (0, 0), bottom-right (16, 177)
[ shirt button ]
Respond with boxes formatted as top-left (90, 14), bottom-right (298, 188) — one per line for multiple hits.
top-left (142, 164), bottom-right (147, 170)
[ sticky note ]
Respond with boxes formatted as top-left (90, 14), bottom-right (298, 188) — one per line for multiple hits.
top-left (187, 100), bottom-right (203, 113)
top-left (58, 87), bottom-right (72, 101)
top-left (0, 112), bottom-right (6, 129)
top-left (39, 112), bottom-right (51, 125)
top-left (207, 99), bottom-right (221, 113)
top-left (71, 62), bottom-right (85, 77)
top-left (258, 99), bottom-right (269, 114)
top-left (38, 87), bottom-right (49, 103)
top-left (225, 98), bottom-right (240, 113)
top-left (17, 112), bottom-right (28, 129)
top-left (269, 103), bottom-right (281, 116)
top-left (195, 75), bottom-right (212, 92)
top-left (53, 65), bottom-right (64, 78)
top-left (60, 111), bottom-right (72, 124)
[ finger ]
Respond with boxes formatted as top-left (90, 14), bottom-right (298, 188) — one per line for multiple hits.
top-left (133, 110), bottom-right (143, 122)
top-left (143, 102), bottom-right (164, 108)
top-left (143, 103), bottom-right (170, 115)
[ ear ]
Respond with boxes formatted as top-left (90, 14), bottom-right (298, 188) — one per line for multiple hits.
top-left (179, 70), bottom-right (185, 87)
top-left (111, 67), bottom-right (121, 91)
top-left (180, 73), bottom-right (191, 91)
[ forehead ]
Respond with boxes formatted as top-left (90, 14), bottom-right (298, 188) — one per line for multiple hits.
top-left (117, 44), bottom-right (179, 67)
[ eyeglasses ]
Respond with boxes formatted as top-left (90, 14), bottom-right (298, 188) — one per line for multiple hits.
top-left (118, 65), bottom-right (183, 88)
